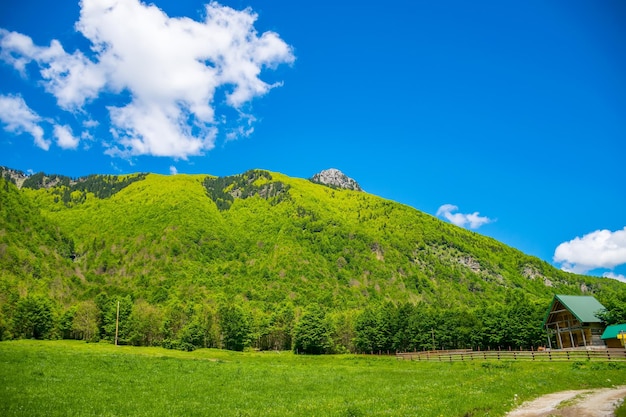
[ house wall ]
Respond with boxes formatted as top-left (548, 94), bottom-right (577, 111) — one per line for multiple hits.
top-left (605, 339), bottom-right (623, 349)
top-left (545, 308), bottom-right (580, 348)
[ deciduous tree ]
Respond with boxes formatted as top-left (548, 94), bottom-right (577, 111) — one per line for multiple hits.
top-left (219, 304), bottom-right (250, 351)
top-left (72, 301), bottom-right (100, 341)
top-left (293, 304), bottom-right (332, 354)
top-left (13, 295), bottom-right (54, 339)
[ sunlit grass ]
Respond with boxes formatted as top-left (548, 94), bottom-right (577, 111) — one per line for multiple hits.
top-left (1, 340), bottom-right (625, 417)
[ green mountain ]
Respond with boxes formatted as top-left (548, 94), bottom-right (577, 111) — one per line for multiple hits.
top-left (1, 167), bottom-right (624, 352)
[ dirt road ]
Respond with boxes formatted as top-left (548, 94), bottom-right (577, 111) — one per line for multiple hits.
top-left (505, 386), bottom-right (626, 417)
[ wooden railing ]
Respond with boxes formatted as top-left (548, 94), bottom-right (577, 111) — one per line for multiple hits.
top-left (396, 348), bottom-right (626, 362)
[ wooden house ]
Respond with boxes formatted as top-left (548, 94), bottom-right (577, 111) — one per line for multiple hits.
top-left (601, 323), bottom-right (626, 349)
top-left (542, 295), bottom-right (607, 349)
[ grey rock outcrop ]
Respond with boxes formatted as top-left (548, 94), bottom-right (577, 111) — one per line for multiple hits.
top-left (310, 168), bottom-right (362, 191)
top-left (0, 166), bottom-right (29, 188)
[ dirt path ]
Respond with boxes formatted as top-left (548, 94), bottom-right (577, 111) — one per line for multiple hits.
top-left (505, 386), bottom-right (626, 417)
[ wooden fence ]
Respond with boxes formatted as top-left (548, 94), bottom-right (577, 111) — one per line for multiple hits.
top-left (396, 348), bottom-right (626, 362)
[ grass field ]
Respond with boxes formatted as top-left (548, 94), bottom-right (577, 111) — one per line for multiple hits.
top-left (1, 340), bottom-right (625, 416)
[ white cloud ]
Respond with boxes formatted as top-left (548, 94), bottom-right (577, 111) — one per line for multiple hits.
top-left (602, 272), bottom-right (626, 283)
top-left (169, 165), bottom-right (178, 175)
top-left (226, 124), bottom-right (255, 142)
top-left (53, 124), bottom-right (80, 149)
top-left (436, 204), bottom-right (493, 229)
top-left (0, 29), bottom-right (105, 108)
top-left (83, 119), bottom-right (99, 128)
top-left (0, 0), bottom-right (294, 159)
top-left (0, 94), bottom-right (50, 150)
top-left (554, 227), bottom-right (626, 274)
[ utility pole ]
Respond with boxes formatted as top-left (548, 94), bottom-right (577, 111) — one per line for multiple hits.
top-left (115, 300), bottom-right (120, 346)
top-left (431, 328), bottom-right (436, 351)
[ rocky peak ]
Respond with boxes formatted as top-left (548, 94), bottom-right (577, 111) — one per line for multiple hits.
top-left (310, 168), bottom-right (362, 191)
top-left (0, 166), bottom-right (29, 188)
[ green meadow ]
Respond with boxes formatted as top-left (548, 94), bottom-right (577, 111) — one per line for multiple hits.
top-left (1, 341), bottom-right (625, 416)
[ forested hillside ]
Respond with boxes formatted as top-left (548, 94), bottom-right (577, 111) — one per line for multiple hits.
top-left (1, 168), bottom-right (625, 352)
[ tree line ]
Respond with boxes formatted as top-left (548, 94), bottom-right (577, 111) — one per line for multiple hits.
top-left (2, 290), bottom-right (585, 354)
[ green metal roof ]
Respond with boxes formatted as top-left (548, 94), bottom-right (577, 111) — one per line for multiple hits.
top-left (601, 323), bottom-right (626, 340)
top-left (542, 294), bottom-right (606, 326)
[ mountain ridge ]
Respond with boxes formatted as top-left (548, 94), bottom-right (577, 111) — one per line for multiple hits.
top-left (1, 165), bottom-right (621, 302)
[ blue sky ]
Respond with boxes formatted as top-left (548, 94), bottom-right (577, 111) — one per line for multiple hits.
top-left (1, 0), bottom-right (625, 281)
